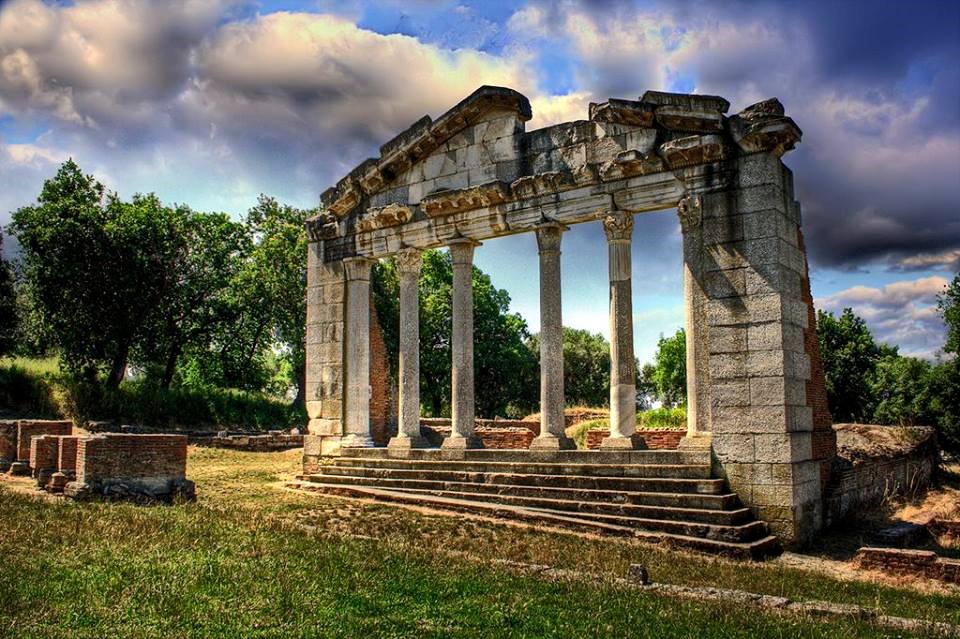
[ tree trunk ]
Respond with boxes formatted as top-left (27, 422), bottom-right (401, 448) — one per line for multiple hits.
top-left (161, 343), bottom-right (181, 390)
top-left (106, 342), bottom-right (129, 389)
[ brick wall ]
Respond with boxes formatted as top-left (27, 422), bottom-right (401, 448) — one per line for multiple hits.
top-left (190, 432), bottom-right (304, 451)
top-left (854, 547), bottom-right (960, 584)
top-left (421, 420), bottom-right (536, 449)
top-left (0, 420), bottom-right (16, 468)
top-left (58, 435), bottom-right (80, 476)
top-left (29, 434), bottom-right (60, 478)
top-left (369, 295), bottom-right (396, 446)
top-left (585, 429), bottom-right (685, 450)
top-left (16, 420), bottom-right (72, 462)
top-left (798, 231), bottom-right (836, 488)
top-left (77, 434), bottom-right (187, 484)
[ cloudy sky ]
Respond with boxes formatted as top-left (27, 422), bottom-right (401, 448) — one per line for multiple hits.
top-left (1, 0), bottom-right (958, 362)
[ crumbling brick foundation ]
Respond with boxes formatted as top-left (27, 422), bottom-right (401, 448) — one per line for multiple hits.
top-left (0, 419), bottom-right (16, 472)
top-left (28, 434), bottom-right (61, 486)
top-left (15, 420), bottom-right (71, 464)
top-left (854, 547), bottom-right (960, 584)
top-left (586, 429), bottom-right (684, 450)
top-left (63, 434), bottom-right (194, 502)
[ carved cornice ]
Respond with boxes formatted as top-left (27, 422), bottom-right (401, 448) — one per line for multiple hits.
top-left (601, 211), bottom-right (634, 243)
top-left (659, 134), bottom-right (729, 169)
top-left (421, 181), bottom-right (511, 218)
top-left (395, 247), bottom-right (422, 275)
top-left (357, 203), bottom-right (413, 233)
top-left (599, 150), bottom-right (666, 181)
top-left (677, 194), bottom-right (703, 234)
top-left (305, 211), bottom-right (340, 242)
top-left (728, 98), bottom-right (802, 157)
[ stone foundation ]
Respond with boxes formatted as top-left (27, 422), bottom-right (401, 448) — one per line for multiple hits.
top-left (190, 431), bottom-right (304, 452)
top-left (854, 547), bottom-right (960, 584)
top-left (0, 419), bottom-right (17, 472)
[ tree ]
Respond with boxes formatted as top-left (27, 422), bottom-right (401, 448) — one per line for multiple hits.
top-left (940, 273), bottom-right (960, 356)
top-left (373, 249), bottom-right (538, 418)
top-left (134, 209), bottom-right (249, 389)
top-left (10, 161), bottom-right (179, 387)
top-left (816, 308), bottom-right (890, 422)
top-left (528, 328), bottom-right (610, 408)
top-left (870, 355), bottom-right (933, 427)
top-left (0, 234), bottom-right (16, 356)
top-left (648, 328), bottom-right (687, 407)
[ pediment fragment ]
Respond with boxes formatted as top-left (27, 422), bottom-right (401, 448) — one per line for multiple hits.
top-left (421, 181), bottom-right (511, 218)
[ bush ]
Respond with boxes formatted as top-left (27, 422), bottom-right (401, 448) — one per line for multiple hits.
top-left (567, 407), bottom-right (687, 448)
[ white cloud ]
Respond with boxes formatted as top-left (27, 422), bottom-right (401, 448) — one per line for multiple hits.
top-left (817, 276), bottom-right (950, 358)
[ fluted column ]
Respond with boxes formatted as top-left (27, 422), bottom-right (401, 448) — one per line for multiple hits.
top-left (600, 211), bottom-right (642, 449)
top-left (443, 238), bottom-right (483, 450)
top-left (531, 223), bottom-right (575, 451)
top-left (342, 257), bottom-right (375, 447)
top-left (388, 248), bottom-right (429, 450)
top-left (677, 194), bottom-right (711, 449)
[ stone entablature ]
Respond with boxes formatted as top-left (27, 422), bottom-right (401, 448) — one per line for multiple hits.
top-left (304, 85), bottom-right (830, 546)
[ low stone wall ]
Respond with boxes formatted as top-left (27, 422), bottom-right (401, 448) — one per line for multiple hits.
top-left (854, 547), bottom-right (960, 584)
top-left (585, 429), bottom-right (685, 450)
top-left (824, 425), bottom-right (938, 526)
top-left (419, 419), bottom-right (536, 449)
top-left (190, 431), bottom-right (304, 452)
top-left (64, 433), bottom-right (194, 502)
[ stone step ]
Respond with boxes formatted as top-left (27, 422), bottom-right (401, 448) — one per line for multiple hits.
top-left (329, 457), bottom-right (713, 479)
top-left (312, 466), bottom-right (726, 494)
top-left (341, 447), bottom-right (711, 466)
top-left (360, 486), bottom-right (753, 528)
top-left (305, 473), bottom-right (740, 510)
top-left (287, 481), bottom-right (780, 559)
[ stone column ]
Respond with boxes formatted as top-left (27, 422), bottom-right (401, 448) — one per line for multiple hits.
top-left (600, 211), bottom-right (642, 449)
top-left (531, 223), bottom-right (575, 450)
top-left (388, 248), bottom-right (429, 450)
top-left (342, 257), bottom-right (375, 448)
top-left (443, 238), bottom-right (483, 450)
top-left (677, 194), bottom-right (712, 449)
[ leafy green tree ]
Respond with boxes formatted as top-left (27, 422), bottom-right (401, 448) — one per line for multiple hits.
top-left (135, 209), bottom-right (249, 389)
top-left (940, 273), bottom-right (960, 356)
top-left (373, 249), bottom-right (538, 418)
top-left (10, 161), bottom-right (180, 387)
top-left (648, 328), bottom-right (686, 408)
top-left (0, 234), bottom-right (16, 356)
top-left (870, 355), bottom-right (933, 426)
top-left (528, 328), bottom-right (610, 408)
top-left (816, 308), bottom-right (890, 422)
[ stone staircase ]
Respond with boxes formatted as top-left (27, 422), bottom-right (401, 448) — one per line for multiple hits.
top-left (290, 448), bottom-right (780, 560)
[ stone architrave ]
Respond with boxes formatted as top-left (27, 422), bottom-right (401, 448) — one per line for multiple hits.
top-left (342, 257), bottom-right (375, 448)
top-left (677, 194), bottom-right (712, 449)
top-left (388, 248), bottom-right (429, 450)
top-left (599, 211), bottom-right (642, 449)
top-left (531, 223), bottom-right (575, 450)
top-left (443, 238), bottom-right (483, 450)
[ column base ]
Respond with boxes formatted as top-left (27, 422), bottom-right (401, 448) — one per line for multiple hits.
top-left (8, 461), bottom-right (29, 476)
top-left (530, 435), bottom-right (576, 451)
top-left (678, 433), bottom-right (713, 450)
top-left (340, 434), bottom-right (375, 448)
top-left (387, 435), bottom-right (431, 450)
top-left (441, 435), bottom-right (484, 450)
top-left (599, 434), bottom-right (647, 450)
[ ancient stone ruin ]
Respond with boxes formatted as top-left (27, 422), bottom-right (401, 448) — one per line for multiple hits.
top-left (301, 85), bottom-right (838, 551)
top-left (2, 420), bottom-right (194, 502)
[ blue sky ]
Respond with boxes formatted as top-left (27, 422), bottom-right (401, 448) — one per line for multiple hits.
top-left (0, 0), bottom-right (958, 362)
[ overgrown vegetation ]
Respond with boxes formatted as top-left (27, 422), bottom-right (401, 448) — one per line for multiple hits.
top-left (569, 407), bottom-right (687, 448)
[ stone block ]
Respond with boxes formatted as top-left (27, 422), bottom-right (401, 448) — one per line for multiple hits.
top-left (704, 269), bottom-right (745, 298)
top-left (708, 326), bottom-right (747, 353)
top-left (785, 350), bottom-right (811, 380)
top-left (755, 432), bottom-right (812, 463)
top-left (736, 184), bottom-right (786, 215)
top-left (710, 378), bottom-right (750, 407)
top-left (747, 349), bottom-right (786, 377)
top-left (708, 353), bottom-right (746, 379)
top-left (750, 376), bottom-right (807, 407)
top-left (712, 433), bottom-right (755, 463)
top-left (702, 215), bottom-right (744, 245)
top-left (738, 153), bottom-right (785, 188)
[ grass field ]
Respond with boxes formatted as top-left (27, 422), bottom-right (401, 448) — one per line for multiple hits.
top-left (1, 447), bottom-right (957, 638)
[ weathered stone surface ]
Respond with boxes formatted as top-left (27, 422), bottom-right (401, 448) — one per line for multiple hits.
top-left (421, 181), bottom-right (511, 217)
top-left (589, 99), bottom-right (656, 127)
top-left (356, 203), bottom-right (412, 232)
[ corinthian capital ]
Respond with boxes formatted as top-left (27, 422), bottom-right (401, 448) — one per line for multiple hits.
top-left (395, 247), bottom-right (422, 275)
top-left (601, 211), bottom-right (634, 242)
top-left (676, 194), bottom-right (703, 234)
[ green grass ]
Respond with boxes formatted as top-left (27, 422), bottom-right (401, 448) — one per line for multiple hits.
top-left (0, 484), bottom-right (942, 639)
top-left (570, 407), bottom-right (686, 447)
